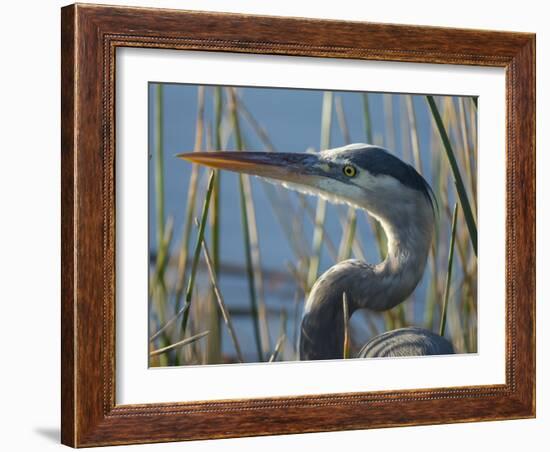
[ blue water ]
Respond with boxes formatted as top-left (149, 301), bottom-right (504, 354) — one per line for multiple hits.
top-left (148, 83), bottom-right (466, 360)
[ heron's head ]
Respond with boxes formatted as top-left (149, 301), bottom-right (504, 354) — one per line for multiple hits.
top-left (177, 143), bottom-right (435, 222)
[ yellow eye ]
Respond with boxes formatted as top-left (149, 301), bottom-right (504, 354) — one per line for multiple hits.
top-left (343, 165), bottom-right (356, 177)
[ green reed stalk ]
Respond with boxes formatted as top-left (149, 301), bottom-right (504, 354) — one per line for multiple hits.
top-left (440, 203), bottom-right (458, 337)
top-left (229, 89), bottom-right (264, 361)
top-left (406, 94), bottom-right (433, 328)
top-left (342, 292), bottom-right (351, 359)
top-left (206, 86), bottom-right (223, 363)
top-left (458, 97), bottom-right (477, 211)
top-left (211, 87), bottom-right (223, 275)
top-left (154, 84), bottom-right (165, 260)
top-left (307, 91), bottom-right (333, 290)
top-left (173, 86), bottom-right (205, 315)
top-left (443, 99), bottom-right (474, 348)
top-left (383, 94), bottom-right (396, 151)
top-left (153, 84), bottom-right (167, 316)
top-left (405, 95), bottom-right (423, 173)
top-left (427, 95), bottom-right (477, 256)
top-left (468, 98), bottom-right (478, 219)
top-left (456, 97), bottom-right (478, 352)
top-left (424, 122), bottom-right (444, 330)
top-left (362, 93), bottom-right (373, 144)
top-left (150, 84), bottom-right (171, 366)
top-left (180, 171), bottom-right (216, 336)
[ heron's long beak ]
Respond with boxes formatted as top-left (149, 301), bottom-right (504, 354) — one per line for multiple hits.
top-left (176, 151), bottom-right (322, 185)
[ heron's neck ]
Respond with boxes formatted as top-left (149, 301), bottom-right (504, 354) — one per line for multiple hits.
top-left (369, 206), bottom-right (434, 310)
top-left (299, 198), bottom-right (434, 360)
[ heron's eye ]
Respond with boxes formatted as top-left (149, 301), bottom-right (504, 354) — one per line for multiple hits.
top-left (343, 165), bottom-right (357, 177)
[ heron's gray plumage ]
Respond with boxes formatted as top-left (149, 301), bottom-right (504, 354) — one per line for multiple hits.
top-left (296, 144), bottom-right (452, 360)
top-left (177, 143), bottom-right (455, 362)
top-left (358, 327), bottom-right (455, 357)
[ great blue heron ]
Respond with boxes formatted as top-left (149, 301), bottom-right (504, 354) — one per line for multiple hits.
top-left (178, 143), bottom-right (454, 360)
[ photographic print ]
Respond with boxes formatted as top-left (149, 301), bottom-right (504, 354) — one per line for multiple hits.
top-left (61, 5), bottom-right (535, 445)
top-left (147, 84), bottom-right (478, 367)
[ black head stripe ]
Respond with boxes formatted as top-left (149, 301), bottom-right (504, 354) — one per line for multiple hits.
top-left (327, 145), bottom-right (436, 209)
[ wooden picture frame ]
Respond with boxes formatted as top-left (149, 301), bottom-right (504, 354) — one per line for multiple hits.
top-left (61, 3), bottom-right (535, 447)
